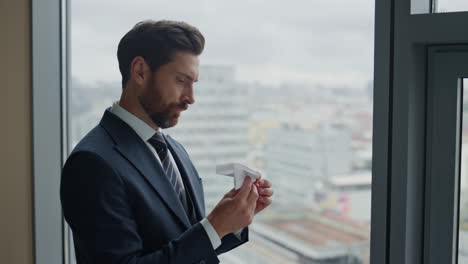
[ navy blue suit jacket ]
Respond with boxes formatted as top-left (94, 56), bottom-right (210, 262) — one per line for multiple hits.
top-left (60, 110), bottom-right (248, 264)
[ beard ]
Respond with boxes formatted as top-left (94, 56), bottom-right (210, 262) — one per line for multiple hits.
top-left (153, 116), bottom-right (172, 129)
top-left (138, 88), bottom-right (187, 129)
top-left (140, 97), bottom-right (186, 129)
top-left (149, 107), bottom-right (178, 129)
top-left (139, 76), bottom-right (188, 129)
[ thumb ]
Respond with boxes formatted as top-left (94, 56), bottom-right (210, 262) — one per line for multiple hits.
top-left (224, 188), bottom-right (238, 198)
top-left (247, 183), bottom-right (259, 206)
top-left (235, 176), bottom-right (252, 199)
top-left (254, 174), bottom-right (262, 186)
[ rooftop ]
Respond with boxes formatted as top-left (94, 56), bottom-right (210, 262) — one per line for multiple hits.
top-left (251, 209), bottom-right (370, 261)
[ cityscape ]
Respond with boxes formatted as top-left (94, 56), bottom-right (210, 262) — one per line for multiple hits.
top-left (70, 65), bottom-right (373, 264)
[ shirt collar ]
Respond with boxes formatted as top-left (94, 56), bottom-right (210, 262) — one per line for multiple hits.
top-left (110, 102), bottom-right (159, 142)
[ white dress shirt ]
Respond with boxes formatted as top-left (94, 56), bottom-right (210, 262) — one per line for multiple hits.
top-left (109, 102), bottom-right (223, 249)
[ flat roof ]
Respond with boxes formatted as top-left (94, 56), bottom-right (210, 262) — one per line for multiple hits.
top-left (251, 212), bottom-right (370, 259)
top-left (327, 172), bottom-right (372, 187)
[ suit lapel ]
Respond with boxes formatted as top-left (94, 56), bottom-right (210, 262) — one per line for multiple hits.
top-left (165, 135), bottom-right (205, 219)
top-left (99, 110), bottom-right (191, 229)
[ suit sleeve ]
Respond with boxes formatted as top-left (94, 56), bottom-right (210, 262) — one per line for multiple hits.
top-left (60, 151), bottom-right (220, 264)
top-left (215, 228), bottom-right (249, 256)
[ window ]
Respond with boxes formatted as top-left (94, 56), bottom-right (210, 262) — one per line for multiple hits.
top-left (30, 0), bottom-right (468, 263)
top-left (412, 0), bottom-right (468, 14)
top-left (424, 48), bottom-right (468, 263)
top-left (437, 0), bottom-right (468, 13)
top-left (69, 0), bottom-right (374, 263)
top-left (26, 0), bottom-right (468, 264)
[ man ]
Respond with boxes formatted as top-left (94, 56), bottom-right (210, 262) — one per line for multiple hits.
top-left (60, 20), bottom-right (273, 264)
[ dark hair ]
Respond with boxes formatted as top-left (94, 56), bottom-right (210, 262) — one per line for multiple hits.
top-left (117, 20), bottom-right (205, 88)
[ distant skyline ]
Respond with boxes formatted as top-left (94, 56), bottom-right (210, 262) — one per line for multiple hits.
top-left (71, 0), bottom-right (374, 89)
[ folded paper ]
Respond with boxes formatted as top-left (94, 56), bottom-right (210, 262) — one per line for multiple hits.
top-left (216, 163), bottom-right (261, 190)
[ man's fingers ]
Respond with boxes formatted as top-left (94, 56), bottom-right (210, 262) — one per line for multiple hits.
top-left (257, 196), bottom-right (272, 205)
top-left (258, 179), bottom-right (272, 188)
top-left (247, 183), bottom-right (259, 206)
top-left (259, 188), bottom-right (273, 197)
top-left (235, 176), bottom-right (252, 199)
top-left (256, 174), bottom-right (262, 182)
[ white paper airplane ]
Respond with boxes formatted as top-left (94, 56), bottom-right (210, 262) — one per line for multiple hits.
top-left (216, 163), bottom-right (261, 190)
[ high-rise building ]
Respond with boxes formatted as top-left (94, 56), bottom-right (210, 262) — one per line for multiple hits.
top-left (166, 65), bottom-right (249, 211)
top-left (264, 125), bottom-right (353, 206)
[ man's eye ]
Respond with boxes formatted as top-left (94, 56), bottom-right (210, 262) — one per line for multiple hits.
top-left (177, 77), bottom-right (186, 83)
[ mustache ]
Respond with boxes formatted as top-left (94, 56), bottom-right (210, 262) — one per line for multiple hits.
top-left (178, 103), bottom-right (188, 110)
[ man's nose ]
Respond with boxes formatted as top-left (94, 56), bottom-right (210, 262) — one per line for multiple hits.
top-left (183, 86), bottom-right (195, 105)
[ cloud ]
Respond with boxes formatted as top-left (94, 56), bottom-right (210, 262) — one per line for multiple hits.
top-left (71, 0), bottom-right (375, 88)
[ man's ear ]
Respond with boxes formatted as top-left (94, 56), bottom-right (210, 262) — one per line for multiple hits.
top-left (130, 56), bottom-right (149, 86)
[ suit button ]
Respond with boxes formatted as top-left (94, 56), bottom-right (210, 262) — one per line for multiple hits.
top-left (199, 261), bottom-right (206, 264)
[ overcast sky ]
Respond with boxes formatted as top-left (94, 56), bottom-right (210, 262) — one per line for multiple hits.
top-left (71, 0), bottom-right (376, 89)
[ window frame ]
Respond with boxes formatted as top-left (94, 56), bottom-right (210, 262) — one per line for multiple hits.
top-left (32, 0), bottom-right (70, 263)
top-left (371, 0), bottom-right (468, 263)
top-left (424, 46), bottom-right (468, 264)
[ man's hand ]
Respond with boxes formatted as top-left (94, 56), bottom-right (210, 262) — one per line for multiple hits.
top-left (206, 177), bottom-right (258, 239)
top-left (253, 178), bottom-right (273, 215)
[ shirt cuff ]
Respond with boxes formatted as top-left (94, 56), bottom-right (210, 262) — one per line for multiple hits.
top-left (200, 217), bottom-right (222, 249)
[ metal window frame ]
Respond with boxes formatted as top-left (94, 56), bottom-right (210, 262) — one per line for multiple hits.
top-left (371, 0), bottom-right (468, 263)
top-left (424, 46), bottom-right (468, 264)
top-left (32, 0), bottom-right (69, 263)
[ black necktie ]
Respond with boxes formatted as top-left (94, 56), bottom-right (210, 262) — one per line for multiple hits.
top-left (148, 132), bottom-right (183, 198)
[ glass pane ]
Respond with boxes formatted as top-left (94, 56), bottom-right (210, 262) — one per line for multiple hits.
top-left (437, 0), bottom-right (468, 13)
top-left (69, 1), bottom-right (374, 263)
top-left (459, 79), bottom-right (468, 262)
